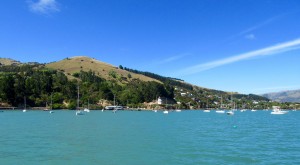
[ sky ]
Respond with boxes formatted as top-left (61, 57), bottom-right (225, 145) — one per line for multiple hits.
top-left (1, 0), bottom-right (300, 94)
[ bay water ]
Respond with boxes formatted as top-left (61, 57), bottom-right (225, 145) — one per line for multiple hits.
top-left (0, 110), bottom-right (299, 164)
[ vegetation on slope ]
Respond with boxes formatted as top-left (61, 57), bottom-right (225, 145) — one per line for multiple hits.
top-left (1, 56), bottom-right (296, 110)
top-left (0, 64), bottom-right (172, 109)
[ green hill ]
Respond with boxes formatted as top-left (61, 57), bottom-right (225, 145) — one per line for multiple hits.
top-left (46, 56), bottom-right (160, 83)
top-left (0, 56), bottom-right (275, 109)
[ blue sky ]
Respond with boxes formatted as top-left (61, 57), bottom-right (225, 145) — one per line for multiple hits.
top-left (1, 0), bottom-right (300, 94)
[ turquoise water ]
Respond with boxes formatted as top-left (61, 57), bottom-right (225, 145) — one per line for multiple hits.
top-left (0, 110), bottom-right (299, 165)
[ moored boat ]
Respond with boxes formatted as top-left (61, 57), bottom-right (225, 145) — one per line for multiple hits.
top-left (271, 106), bottom-right (288, 115)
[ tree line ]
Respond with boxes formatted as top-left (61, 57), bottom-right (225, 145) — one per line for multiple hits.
top-left (0, 64), bottom-right (173, 109)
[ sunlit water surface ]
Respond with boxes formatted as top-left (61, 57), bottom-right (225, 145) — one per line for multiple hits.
top-left (0, 110), bottom-right (299, 165)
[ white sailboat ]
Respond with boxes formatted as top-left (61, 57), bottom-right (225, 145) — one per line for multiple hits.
top-left (203, 99), bottom-right (210, 112)
top-left (163, 98), bottom-right (169, 114)
top-left (227, 94), bottom-right (234, 115)
top-left (226, 110), bottom-right (234, 115)
top-left (49, 94), bottom-right (54, 114)
top-left (216, 96), bottom-right (225, 113)
top-left (84, 99), bottom-right (90, 112)
top-left (76, 84), bottom-right (84, 116)
top-left (271, 106), bottom-right (288, 115)
top-left (23, 96), bottom-right (27, 112)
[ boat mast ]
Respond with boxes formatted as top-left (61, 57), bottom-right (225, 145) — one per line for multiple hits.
top-left (24, 96), bottom-right (26, 110)
top-left (220, 96), bottom-right (223, 109)
top-left (77, 84), bottom-right (80, 110)
top-left (51, 93), bottom-right (53, 110)
top-left (114, 94), bottom-right (116, 106)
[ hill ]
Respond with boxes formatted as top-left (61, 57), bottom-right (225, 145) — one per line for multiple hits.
top-left (0, 56), bottom-right (273, 109)
top-left (46, 56), bottom-right (160, 83)
top-left (0, 58), bottom-right (21, 66)
top-left (262, 89), bottom-right (300, 103)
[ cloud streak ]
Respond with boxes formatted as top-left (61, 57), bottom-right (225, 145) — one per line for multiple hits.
top-left (156, 53), bottom-right (190, 65)
top-left (28, 0), bottom-right (60, 15)
top-left (245, 34), bottom-right (256, 40)
top-left (227, 13), bottom-right (291, 41)
top-left (179, 38), bottom-right (300, 75)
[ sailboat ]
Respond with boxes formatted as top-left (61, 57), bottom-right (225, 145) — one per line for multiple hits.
top-left (49, 94), bottom-right (54, 113)
top-left (23, 97), bottom-right (27, 112)
top-left (216, 96), bottom-right (225, 113)
top-left (270, 106), bottom-right (288, 115)
top-left (226, 94), bottom-right (234, 115)
top-left (43, 101), bottom-right (49, 111)
top-left (76, 84), bottom-right (84, 115)
top-left (84, 99), bottom-right (90, 112)
top-left (203, 99), bottom-right (210, 112)
top-left (163, 98), bottom-right (169, 114)
top-left (163, 110), bottom-right (169, 114)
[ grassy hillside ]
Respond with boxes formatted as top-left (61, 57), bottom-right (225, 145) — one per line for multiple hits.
top-left (46, 56), bottom-right (160, 83)
top-left (0, 58), bottom-right (21, 66)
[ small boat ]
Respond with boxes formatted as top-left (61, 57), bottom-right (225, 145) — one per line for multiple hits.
top-left (153, 110), bottom-right (158, 112)
top-left (75, 84), bottom-right (84, 116)
top-left (48, 94), bottom-right (54, 113)
top-left (203, 110), bottom-right (210, 112)
top-left (84, 99), bottom-right (90, 112)
top-left (227, 110), bottom-right (234, 115)
top-left (163, 110), bottom-right (169, 114)
top-left (271, 106), bottom-right (288, 115)
top-left (76, 110), bottom-right (84, 115)
top-left (23, 96), bottom-right (27, 112)
top-left (175, 109), bottom-right (181, 112)
top-left (216, 110), bottom-right (225, 113)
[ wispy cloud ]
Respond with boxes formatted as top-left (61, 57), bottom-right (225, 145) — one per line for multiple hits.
top-left (238, 16), bottom-right (278, 36)
top-left (28, 0), bottom-right (60, 15)
top-left (156, 53), bottom-right (190, 65)
top-left (178, 38), bottom-right (300, 75)
top-left (245, 34), bottom-right (256, 40)
top-left (227, 13), bottom-right (290, 41)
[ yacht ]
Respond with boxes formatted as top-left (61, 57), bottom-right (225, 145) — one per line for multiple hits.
top-left (23, 97), bottom-right (27, 112)
top-left (84, 99), bottom-right (90, 112)
top-left (83, 108), bottom-right (90, 112)
top-left (271, 106), bottom-right (288, 115)
top-left (227, 110), bottom-right (234, 115)
top-left (75, 84), bottom-right (84, 116)
top-left (216, 110), bottom-right (225, 113)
